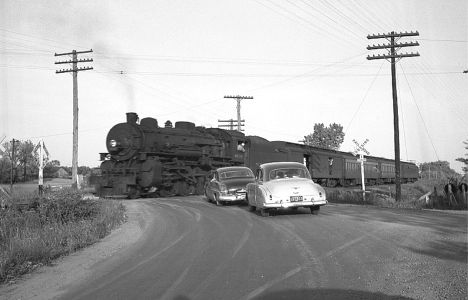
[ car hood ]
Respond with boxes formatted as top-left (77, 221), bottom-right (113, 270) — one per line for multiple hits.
top-left (264, 178), bottom-right (324, 196)
top-left (222, 178), bottom-right (256, 190)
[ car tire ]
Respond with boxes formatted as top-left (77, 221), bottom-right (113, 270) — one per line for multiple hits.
top-left (260, 208), bottom-right (270, 217)
top-left (204, 190), bottom-right (211, 202)
top-left (310, 206), bottom-right (320, 215)
top-left (215, 194), bottom-right (223, 206)
top-left (246, 195), bottom-right (255, 211)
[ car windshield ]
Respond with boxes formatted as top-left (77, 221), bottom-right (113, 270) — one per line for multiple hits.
top-left (219, 169), bottom-right (254, 180)
top-left (268, 167), bottom-right (310, 181)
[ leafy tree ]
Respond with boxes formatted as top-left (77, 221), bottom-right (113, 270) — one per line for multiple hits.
top-left (420, 161), bottom-right (460, 180)
top-left (455, 140), bottom-right (468, 174)
top-left (0, 140), bottom-right (20, 183)
top-left (44, 160), bottom-right (61, 178)
top-left (78, 166), bottom-right (92, 175)
top-left (17, 140), bottom-right (36, 182)
top-left (303, 123), bottom-right (345, 150)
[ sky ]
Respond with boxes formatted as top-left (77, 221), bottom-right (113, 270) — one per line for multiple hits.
top-left (1, 0), bottom-right (467, 172)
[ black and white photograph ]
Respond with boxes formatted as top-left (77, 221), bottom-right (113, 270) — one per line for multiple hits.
top-left (0, 1), bottom-right (467, 299)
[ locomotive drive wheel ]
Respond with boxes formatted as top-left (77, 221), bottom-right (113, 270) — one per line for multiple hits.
top-left (310, 206), bottom-right (320, 215)
top-left (188, 184), bottom-right (196, 195)
top-left (260, 208), bottom-right (270, 217)
top-left (195, 176), bottom-right (205, 195)
top-left (127, 186), bottom-right (140, 199)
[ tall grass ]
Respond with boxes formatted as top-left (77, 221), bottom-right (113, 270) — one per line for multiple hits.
top-left (0, 188), bottom-right (126, 283)
top-left (325, 179), bottom-right (468, 210)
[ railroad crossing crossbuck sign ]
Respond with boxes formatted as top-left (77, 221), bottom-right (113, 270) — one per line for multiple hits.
top-left (352, 139), bottom-right (369, 158)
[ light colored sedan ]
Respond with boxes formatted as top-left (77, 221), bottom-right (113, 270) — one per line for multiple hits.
top-left (204, 166), bottom-right (255, 206)
top-left (246, 162), bottom-right (327, 217)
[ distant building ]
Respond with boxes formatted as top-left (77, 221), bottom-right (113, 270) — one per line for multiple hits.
top-left (55, 168), bottom-right (69, 178)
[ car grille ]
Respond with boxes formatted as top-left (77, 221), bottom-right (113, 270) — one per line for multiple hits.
top-left (231, 188), bottom-right (246, 197)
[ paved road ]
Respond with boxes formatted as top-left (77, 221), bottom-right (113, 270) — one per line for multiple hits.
top-left (61, 196), bottom-right (467, 300)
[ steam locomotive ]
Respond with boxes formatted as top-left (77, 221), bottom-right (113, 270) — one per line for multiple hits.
top-left (95, 112), bottom-right (418, 198)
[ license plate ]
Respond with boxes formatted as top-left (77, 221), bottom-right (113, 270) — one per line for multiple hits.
top-left (290, 196), bottom-right (303, 202)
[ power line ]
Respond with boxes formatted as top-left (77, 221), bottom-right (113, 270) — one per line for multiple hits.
top-left (345, 61), bottom-right (385, 134)
top-left (244, 52), bottom-right (368, 92)
top-left (419, 38), bottom-right (468, 43)
top-left (399, 63), bottom-right (440, 161)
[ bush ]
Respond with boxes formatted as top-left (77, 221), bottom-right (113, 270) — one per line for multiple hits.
top-left (0, 188), bottom-right (126, 283)
top-left (325, 185), bottom-right (427, 209)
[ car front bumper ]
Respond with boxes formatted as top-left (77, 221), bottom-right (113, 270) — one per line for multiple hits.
top-left (218, 193), bottom-right (247, 202)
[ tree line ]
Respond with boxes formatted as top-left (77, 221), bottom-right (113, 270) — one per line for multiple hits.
top-left (0, 139), bottom-right (92, 184)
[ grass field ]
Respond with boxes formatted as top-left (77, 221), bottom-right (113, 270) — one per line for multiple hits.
top-left (0, 187), bottom-right (126, 283)
top-left (0, 178), bottom-right (73, 195)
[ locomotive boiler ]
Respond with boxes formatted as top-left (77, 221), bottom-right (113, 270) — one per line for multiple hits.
top-left (97, 113), bottom-right (247, 198)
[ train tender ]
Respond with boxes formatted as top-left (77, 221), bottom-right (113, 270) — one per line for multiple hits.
top-left (95, 112), bottom-right (418, 198)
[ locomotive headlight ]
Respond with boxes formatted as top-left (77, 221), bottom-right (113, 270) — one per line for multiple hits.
top-left (110, 140), bottom-right (117, 147)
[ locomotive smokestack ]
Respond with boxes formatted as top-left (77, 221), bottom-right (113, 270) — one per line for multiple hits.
top-left (126, 112), bottom-right (139, 124)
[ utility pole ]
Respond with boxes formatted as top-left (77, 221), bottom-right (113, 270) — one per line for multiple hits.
top-left (367, 31), bottom-right (419, 201)
top-left (218, 119), bottom-right (245, 131)
top-left (10, 139), bottom-right (17, 193)
top-left (55, 49), bottom-right (93, 189)
top-left (223, 95), bottom-right (253, 131)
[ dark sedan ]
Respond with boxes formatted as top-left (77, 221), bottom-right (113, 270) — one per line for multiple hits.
top-left (204, 166), bottom-right (255, 206)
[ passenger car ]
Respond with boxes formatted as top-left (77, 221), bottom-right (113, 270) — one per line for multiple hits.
top-left (246, 162), bottom-right (327, 216)
top-left (204, 166), bottom-right (255, 205)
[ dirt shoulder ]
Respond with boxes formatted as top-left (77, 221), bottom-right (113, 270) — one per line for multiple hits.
top-left (0, 201), bottom-right (149, 300)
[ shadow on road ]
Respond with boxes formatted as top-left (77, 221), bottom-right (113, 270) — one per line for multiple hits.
top-left (252, 288), bottom-right (415, 300)
top-left (403, 239), bottom-right (468, 263)
top-left (172, 288), bottom-right (414, 300)
top-left (323, 204), bottom-right (467, 235)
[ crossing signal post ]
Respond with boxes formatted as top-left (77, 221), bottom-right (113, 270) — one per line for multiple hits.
top-left (352, 139), bottom-right (370, 201)
top-left (367, 31), bottom-right (419, 202)
top-left (34, 140), bottom-right (49, 196)
top-left (55, 49), bottom-right (93, 189)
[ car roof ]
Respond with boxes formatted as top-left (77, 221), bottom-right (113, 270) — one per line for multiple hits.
top-left (216, 166), bottom-right (252, 172)
top-left (260, 162), bottom-right (307, 172)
